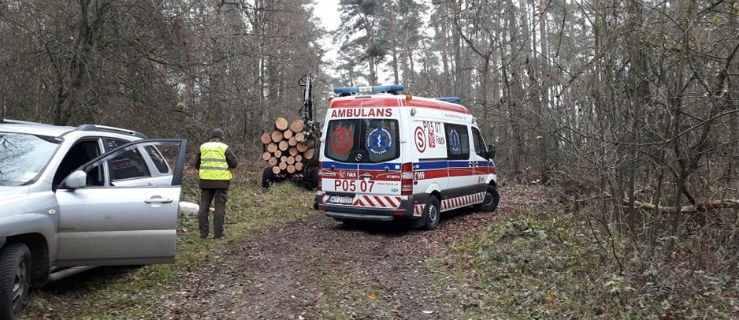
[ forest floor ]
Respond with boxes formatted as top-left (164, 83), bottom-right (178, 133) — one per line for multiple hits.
top-left (149, 186), bottom-right (529, 320)
top-left (21, 172), bottom-right (738, 319)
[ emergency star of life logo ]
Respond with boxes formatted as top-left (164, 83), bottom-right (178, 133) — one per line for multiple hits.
top-left (450, 129), bottom-right (461, 152)
top-left (330, 126), bottom-right (353, 155)
top-left (414, 126), bottom-right (426, 153)
top-left (367, 127), bottom-right (392, 155)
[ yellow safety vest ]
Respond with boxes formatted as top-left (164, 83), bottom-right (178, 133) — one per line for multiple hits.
top-left (199, 141), bottom-right (232, 180)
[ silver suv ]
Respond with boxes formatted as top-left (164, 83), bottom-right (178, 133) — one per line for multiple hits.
top-left (0, 119), bottom-right (186, 319)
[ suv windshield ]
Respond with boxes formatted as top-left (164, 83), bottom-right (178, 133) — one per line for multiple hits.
top-left (325, 119), bottom-right (399, 163)
top-left (0, 133), bottom-right (60, 186)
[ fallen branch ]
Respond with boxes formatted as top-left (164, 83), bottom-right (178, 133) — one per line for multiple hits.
top-left (624, 199), bottom-right (739, 213)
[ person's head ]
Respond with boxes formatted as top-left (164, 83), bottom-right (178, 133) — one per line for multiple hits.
top-left (211, 128), bottom-right (224, 140)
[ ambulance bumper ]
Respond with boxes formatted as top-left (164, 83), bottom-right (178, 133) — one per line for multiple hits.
top-left (321, 195), bottom-right (418, 222)
top-left (325, 210), bottom-right (396, 222)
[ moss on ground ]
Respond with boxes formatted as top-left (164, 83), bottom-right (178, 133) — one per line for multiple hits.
top-left (432, 190), bottom-right (738, 319)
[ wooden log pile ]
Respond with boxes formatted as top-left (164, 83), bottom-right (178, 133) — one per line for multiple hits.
top-left (260, 117), bottom-right (316, 175)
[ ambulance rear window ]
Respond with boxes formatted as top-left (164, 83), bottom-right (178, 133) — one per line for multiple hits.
top-left (325, 119), bottom-right (399, 163)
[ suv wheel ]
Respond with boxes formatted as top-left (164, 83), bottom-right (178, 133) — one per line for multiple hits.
top-left (0, 243), bottom-right (32, 319)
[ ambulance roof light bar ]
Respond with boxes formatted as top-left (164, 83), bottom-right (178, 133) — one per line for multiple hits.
top-left (436, 97), bottom-right (461, 104)
top-left (333, 84), bottom-right (405, 97)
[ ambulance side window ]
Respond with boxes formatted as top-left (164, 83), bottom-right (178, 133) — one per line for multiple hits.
top-left (471, 127), bottom-right (487, 158)
top-left (444, 124), bottom-right (469, 160)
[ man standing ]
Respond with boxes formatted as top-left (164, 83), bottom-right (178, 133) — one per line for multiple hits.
top-left (195, 128), bottom-right (238, 239)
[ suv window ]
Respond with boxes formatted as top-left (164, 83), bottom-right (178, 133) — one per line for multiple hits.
top-left (53, 139), bottom-right (101, 187)
top-left (444, 123), bottom-right (470, 160)
top-left (471, 127), bottom-right (487, 158)
top-left (103, 138), bottom-right (128, 152)
top-left (0, 133), bottom-right (60, 186)
top-left (325, 119), bottom-right (399, 163)
top-left (110, 147), bottom-right (151, 180)
top-left (145, 145), bottom-right (170, 174)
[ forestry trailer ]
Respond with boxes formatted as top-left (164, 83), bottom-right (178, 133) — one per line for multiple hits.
top-left (260, 73), bottom-right (321, 189)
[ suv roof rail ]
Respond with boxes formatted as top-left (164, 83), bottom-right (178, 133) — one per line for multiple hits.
top-left (1, 118), bottom-right (47, 125)
top-left (76, 124), bottom-right (147, 138)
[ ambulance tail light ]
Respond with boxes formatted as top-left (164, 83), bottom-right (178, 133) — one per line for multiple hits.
top-left (317, 161), bottom-right (322, 191)
top-left (401, 162), bottom-right (413, 195)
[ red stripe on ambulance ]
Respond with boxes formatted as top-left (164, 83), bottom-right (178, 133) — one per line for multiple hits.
top-left (329, 96), bottom-right (470, 115)
top-left (330, 98), bottom-right (401, 108)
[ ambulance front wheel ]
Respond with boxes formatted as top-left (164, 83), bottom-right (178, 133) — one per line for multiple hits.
top-left (416, 196), bottom-right (441, 230)
top-left (475, 184), bottom-right (500, 212)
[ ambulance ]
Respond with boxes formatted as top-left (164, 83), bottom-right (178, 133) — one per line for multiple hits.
top-left (317, 85), bottom-right (499, 229)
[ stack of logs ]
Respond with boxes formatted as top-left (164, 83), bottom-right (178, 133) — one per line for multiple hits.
top-left (260, 117), bottom-right (316, 175)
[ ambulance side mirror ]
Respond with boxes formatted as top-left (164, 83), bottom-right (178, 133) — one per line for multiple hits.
top-left (487, 144), bottom-right (496, 159)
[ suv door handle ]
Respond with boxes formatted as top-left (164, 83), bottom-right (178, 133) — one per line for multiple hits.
top-left (145, 197), bottom-right (173, 204)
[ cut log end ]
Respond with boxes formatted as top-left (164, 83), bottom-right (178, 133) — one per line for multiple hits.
top-left (279, 140), bottom-right (289, 151)
top-left (295, 132), bottom-right (306, 142)
top-left (266, 143), bottom-right (278, 153)
top-left (289, 119), bottom-right (305, 133)
top-left (260, 132), bottom-right (272, 145)
top-left (271, 130), bottom-right (283, 143)
top-left (296, 143), bottom-right (308, 153)
top-left (275, 117), bottom-right (289, 131)
top-left (303, 148), bottom-right (315, 160)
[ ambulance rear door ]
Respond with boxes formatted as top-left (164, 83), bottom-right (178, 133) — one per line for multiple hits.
top-left (322, 117), bottom-right (403, 209)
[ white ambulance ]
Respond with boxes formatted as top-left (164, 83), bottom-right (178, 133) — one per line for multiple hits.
top-left (317, 85), bottom-right (499, 229)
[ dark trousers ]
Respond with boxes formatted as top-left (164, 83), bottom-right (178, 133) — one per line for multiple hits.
top-left (198, 188), bottom-right (228, 238)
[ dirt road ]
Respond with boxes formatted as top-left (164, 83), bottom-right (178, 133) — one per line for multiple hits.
top-left (155, 193), bottom-right (514, 320)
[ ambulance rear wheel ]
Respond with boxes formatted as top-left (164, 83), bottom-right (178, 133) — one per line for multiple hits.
top-left (475, 184), bottom-right (499, 212)
top-left (416, 196), bottom-right (440, 230)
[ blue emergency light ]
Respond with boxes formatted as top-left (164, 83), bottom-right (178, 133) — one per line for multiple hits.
top-left (333, 84), bottom-right (405, 96)
top-left (436, 97), bottom-right (461, 103)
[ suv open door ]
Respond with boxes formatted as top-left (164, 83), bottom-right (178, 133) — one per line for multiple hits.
top-left (54, 139), bottom-right (186, 267)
